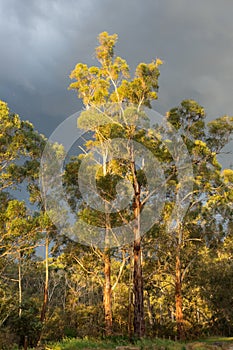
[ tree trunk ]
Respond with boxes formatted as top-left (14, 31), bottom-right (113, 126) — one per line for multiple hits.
top-left (102, 148), bottom-right (113, 336)
top-left (40, 233), bottom-right (49, 324)
top-left (128, 246), bottom-right (133, 339)
top-left (133, 237), bottom-right (145, 337)
top-left (175, 249), bottom-right (185, 340)
top-left (18, 250), bottom-right (22, 318)
top-left (131, 150), bottom-right (145, 338)
top-left (37, 233), bottom-right (49, 347)
top-left (103, 247), bottom-right (112, 336)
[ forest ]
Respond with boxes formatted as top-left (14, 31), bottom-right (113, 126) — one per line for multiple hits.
top-left (0, 32), bottom-right (233, 350)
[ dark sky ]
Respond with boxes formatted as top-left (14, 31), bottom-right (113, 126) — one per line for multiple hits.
top-left (0, 0), bottom-right (232, 167)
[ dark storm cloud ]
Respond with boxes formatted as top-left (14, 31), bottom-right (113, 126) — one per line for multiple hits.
top-left (0, 0), bottom-right (95, 132)
top-left (0, 0), bottom-right (232, 166)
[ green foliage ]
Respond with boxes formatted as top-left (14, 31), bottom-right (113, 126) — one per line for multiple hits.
top-left (0, 100), bottom-right (45, 193)
top-left (1, 33), bottom-right (233, 348)
top-left (167, 99), bottom-right (205, 134)
top-left (69, 31), bottom-right (162, 108)
top-left (9, 302), bottom-right (42, 348)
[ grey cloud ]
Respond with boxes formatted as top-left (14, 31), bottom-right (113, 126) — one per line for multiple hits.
top-left (0, 0), bottom-right (232, 167)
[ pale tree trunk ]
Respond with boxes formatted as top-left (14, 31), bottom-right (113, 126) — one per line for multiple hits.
top-left (103, 149), bottom-right (113, 336)
top-left (175, 247), bottom-right (185, 340)
top-left (37, 233), bottom-right (49, 346)
top-left (18, 250), bottom-right (22, 318)
top-left (18, 250), bottom-right (27, 349)
top-left (128, 247), bottom-right (133, 339)
top-left (40, 233), bottom-right (49, 324)
top-left (103, 245), bottom-right (112, 336)
top-left (39, 176), bottom-right (50, 327)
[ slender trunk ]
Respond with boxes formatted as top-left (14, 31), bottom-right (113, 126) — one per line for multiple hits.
top-left (102, 147), bottom-right (113, 336)
top-left (40, 181), bottom-right (49, 326)
top-left (133, 237), bottom-right (145, 337)
top-left (128, 246), bottom-right (133, 339)
top-left (40, 233), bottom-right (49, 323)
top-left (37, 233), bottom-right (49, 347)
top-left (131, 148), bottom-right (145, 338)
top-left (23, 336), bottom-right (28, 350)
top-left (175, 248), bottom-right (185, 340)
top-left (103, 247), bottom-right (112, 336)
top-left (18, 250), bottom-right (22, 318)
top-left (18, 251), bottom-right (26, 349)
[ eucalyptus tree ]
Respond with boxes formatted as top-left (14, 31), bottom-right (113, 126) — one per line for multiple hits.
top-left (162, 100), bottom-right (233, 339)
top-left (0, 100), bottom-right (44, 194)
top-left (69, 31), bottom-right (163, 337)
top-left (68, 32), bottom-right (233, 340)
top-left (0, 100), bottom-right (49, 346)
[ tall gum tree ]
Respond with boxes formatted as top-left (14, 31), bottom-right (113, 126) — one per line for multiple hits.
top-left (140, 101), bottom-right (232, 339)
top-left (69, 31), bottom-right (163, 337)
top-left (166, 100), bottom-right (233, 339)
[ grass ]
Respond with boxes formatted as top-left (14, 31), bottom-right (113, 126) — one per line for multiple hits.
top-left (199, 337), bottom-right (233, 343)
top-left (39, 337), bottom-right (187, 350)
top-left (31, 336), bottom-right (233, 350)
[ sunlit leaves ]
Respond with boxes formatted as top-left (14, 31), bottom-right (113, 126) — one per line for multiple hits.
top-left (0, 100), bottom-right (45, 193)
top-left (69, 32), bottom-right (162, 109)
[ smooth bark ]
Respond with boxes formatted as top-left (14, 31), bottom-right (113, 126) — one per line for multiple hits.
top-left (103, 247), bottom-right (112, 336)
top-left (175, 248), bottom-right (185, 340)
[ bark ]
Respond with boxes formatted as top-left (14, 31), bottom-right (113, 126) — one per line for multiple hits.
top-left (40, 234), bottom-right (49, 324)
top-left (37, 234), bottom-right (49, 347)
top-left (133, 237), bottom-right (145, 337)
top-left (127, 247), bottom-right (133, 339)
top-left (23, 336), bottom-right (28, 350)
top-left (102, 148), bottom-right (113, 336)
top-left (131, 149), bottom-right (145, 338)
top-left (103, 247), bottom-right (112, 336)
top-left (18, 250), bottom-right (22, 318)
top-left (175, 248), bottom-right (185, 340)
top-left (18, 251), bottom-right (26, 349)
